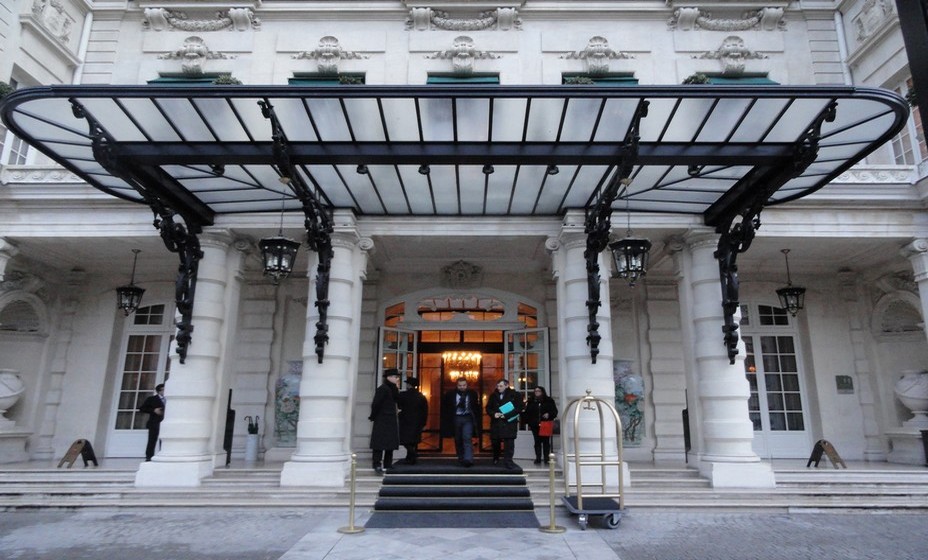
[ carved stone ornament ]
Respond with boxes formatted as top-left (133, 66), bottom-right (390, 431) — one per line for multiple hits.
top-left (143, 7), bottom-right (260, 32)
top-left (293, 36), bottom-right (368, 75)
top-left (442, 260), bottom-right (483, 289)
top-left (561, 36), bottom-right (633, 75)
top-left (854, 0), bottom-right (896, 42)
top-left (875, 271), bottom-right (918, 296)
top-left (669, 7), bottom-right (785, 32)
top-left (31, 0), bottom-right (74, 44)
top-left (0, 271), bottom-right (45, 296)
top-left (694, 36), bottom-right (766, 75)
top-left (426, 36), bottom-right (500, 75)
top-left (407, 7), bottom-right (521, 31)
top-left (159, 36), bottom-right (234, 75)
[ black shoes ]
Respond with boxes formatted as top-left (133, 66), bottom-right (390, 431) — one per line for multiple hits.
top-left (492, 458), bottom-right (500, 465)
top-left (533, 459), bottom-right (541, 465)
top-left (374, 466), bottom-right (384, 475)
top-left (504, 461), bottom-right (517, 470)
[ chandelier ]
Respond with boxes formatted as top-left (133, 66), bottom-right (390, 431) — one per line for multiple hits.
top-left (442, 351), bottom-right (482, 382)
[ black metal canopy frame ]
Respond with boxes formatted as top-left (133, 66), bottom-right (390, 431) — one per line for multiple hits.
top-left (0, 85), bottom-right (908, 365)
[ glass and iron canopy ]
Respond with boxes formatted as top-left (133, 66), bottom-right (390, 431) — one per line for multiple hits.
top-left (0, 84), bottom-right (908, 224)
top-left (0, 84), bottom-right (908, 365)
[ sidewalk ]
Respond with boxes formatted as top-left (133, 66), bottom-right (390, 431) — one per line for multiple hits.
top-left (1, 506), bottom-right (927, 560)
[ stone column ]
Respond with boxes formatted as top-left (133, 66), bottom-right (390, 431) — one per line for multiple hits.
top-left (0, 239), bottom-right (18, 280)
top-left (679, 231), bottom-right (774, 487)
top-left (136, 229), bottom-right (242, 487)
top-left (281, 212), bottom-right (368, 487)
top-left (551, 211), bottom-right (627, 488)
top-left (902, 239), bottom-right (928, 345)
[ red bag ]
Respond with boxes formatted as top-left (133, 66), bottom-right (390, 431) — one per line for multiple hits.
top-left (538, 420), bottom-right (554, 437)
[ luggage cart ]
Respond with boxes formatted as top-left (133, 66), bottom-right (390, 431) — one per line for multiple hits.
top-left (560, 390), bottom-right (625, 530)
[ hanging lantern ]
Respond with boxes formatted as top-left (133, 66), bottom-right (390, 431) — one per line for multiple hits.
top-left (116, 249), bottom-right (145, 316)
top-left (609, 237), bottom-right (651, 287)
top-left (259, 235), bottom-right (301, 284)
top-left (775, 248), bottom-right (806, 317)
top-left (259, 193), bottom-right (300, 284)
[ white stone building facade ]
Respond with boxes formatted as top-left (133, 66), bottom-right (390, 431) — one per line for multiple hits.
top-left (0, 0), bottom-right (926, 489)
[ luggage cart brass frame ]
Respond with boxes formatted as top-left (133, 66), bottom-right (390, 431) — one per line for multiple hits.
top-left (560, 390), bottom-right (625, 530)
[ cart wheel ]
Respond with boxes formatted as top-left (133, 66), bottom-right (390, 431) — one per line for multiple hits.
top-left (578, 514), bottom-right (588, 530)
top-left (603, 513), bottom-right (622, 529)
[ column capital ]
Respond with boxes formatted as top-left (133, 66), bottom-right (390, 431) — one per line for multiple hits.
top-left (901, 238), bottom-right (928, 259)
top-left (683, 228), bottom-right (718, 252)
top-left (199, 228), bottom-right (234, 249)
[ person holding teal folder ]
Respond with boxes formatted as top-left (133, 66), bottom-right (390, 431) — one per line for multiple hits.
top-left (486, 378), bottom-right (523, 470)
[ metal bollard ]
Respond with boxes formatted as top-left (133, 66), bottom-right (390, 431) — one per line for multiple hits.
top-left (539, 452), bottom-right (566, 533)
top-left (337, 453), bottom-right (365, 534)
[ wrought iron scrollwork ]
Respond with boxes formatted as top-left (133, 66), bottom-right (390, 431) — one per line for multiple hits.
top-left (71, 98), bottom-right (208, 364)
top-left (260, 99), bottom-right (335, 363)
top-left (154, 210), bottom-right (203, 363)
top-left (582, 99), bottom-right (648, 363)
top-left (711, 100), bottom-right (837, 364)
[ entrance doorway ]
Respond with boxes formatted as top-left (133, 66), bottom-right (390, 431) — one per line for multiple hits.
top-left (417, 332), bottom-right (505, 454)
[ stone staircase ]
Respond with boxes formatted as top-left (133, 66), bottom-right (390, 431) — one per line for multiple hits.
top-left (1, 463), bottom-right (927, 512)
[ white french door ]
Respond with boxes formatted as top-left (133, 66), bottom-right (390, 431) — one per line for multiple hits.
top-left (105, 304), bottom-right (173, 457)
top-left (378, 326), bottom-right (417, 385)
top-left (741, 304), bottom-right (811, 459)
top-left (505, 328), bottom-right (549, 403)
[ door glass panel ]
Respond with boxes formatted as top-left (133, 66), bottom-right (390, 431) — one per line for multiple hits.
top-left (506, 328), bottom-right (548, 406)
top-left (743, 338), bottom-right (761, 431)
top-left (379, 327), bottom-right (417, 380)
top-left (114, 333), bottom-right (163, 431)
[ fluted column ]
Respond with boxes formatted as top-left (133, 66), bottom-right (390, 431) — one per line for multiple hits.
top-left (551, 211), bottom-right (626, 488)
top-left (902, 239), bottom-right (928, 345)
top-left (679, 231), bottom-right (774, 487)
top-left (281, 211), bottom-right (368, 487)
top-left (0, 239), bottom-right (18, 281)
top-left (136, 229), bottom-right (242, 487)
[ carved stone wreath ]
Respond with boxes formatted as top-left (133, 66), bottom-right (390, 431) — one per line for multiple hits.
top-left (669, 7), bottom-right (785, 32)
top-left (407, 7), bottom-right (521, 31)
top-left (143, 7), bottom-right (260, 32)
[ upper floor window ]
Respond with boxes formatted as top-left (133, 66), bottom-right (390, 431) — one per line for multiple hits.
top-left (890, 78), bottom-right (927, 165)
top-left (562, 74), bottom-right (638, 85)
top-left (0, 78), bottom-right (32, 166)
top-left (290, 74), bottom-right (365, 86)
top-left (427, 74), bottom-right (500, 84)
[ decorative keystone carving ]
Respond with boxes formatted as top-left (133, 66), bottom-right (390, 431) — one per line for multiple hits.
top-left (143, 7), bottom-right (260, 32)
top-left (31, 0), bottom-right (74, 44)
top-left (293, 36), bottom-right (368, 75)
top-left (426, 36), bottom-right (500, 75)
top-left (560, 36), bottom-right (632, 75)
top-left (407, 7), bottom-right (521, 31)
top-left (159, 36), bottom-right (235, 75)
top-left (669, 7), bottom-right (785, 32)
top-left (854, 0), bottom-right (896, 42)
top-left (442, 260), bottom-right (483, 289)
top-left (694, 36), bottom-right (766, 75)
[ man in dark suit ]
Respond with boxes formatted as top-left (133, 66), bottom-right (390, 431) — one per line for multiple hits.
top-left (486, 378), bottom-right (523, 470)
top-left (139, 383), bottom-right (165, 461)
top-left (397, 375), bottom-right (429, 465)
top-left (441, 377), bottom-right (479, 467)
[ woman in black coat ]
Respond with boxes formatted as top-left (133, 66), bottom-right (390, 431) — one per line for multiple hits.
top-left (485, 378), bottom-right (523, 469)
top-left (369, 369), bottom-right (401, 474)
top-left (522, 386), bottom-right (558, 465)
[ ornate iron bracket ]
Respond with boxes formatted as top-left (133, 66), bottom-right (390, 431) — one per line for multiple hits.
top-left (260, 99), bottom-right (335, 363)
top-left (71, 99), bottom-right (207, 363)
top-left (582, 99), bottom-right (649, 363)
top-left (712, 100), bottom-right (837, 364)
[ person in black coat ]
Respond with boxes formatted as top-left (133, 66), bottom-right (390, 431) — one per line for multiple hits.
top-left (138, 383), bottom-right (165, 461)
top-left (369, 369), bottom-right (401, 474)
top-left (522, 386), bottom-right (558, 465)
top-left (486, 378), bottom-right (523, 470)
top-left (397, 375), bottom-right (429, 465)
top-left (441, 377), bottom-right (480, 467)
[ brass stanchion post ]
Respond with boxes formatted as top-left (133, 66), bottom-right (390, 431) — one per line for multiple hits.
top-left (539, 452), bottom-right (566, 533)
top-left (338, 453), bottom-right (365, 534)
